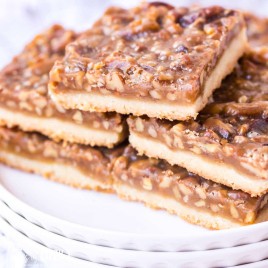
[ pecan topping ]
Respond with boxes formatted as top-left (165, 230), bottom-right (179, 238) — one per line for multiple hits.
top-left (49, 3), bottom-right (244, 103)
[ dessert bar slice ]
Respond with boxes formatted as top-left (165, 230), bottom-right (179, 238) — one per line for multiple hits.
top-left (0, 25), bottom-right (127, 148)
top-left (0, 127), bottom-right (123, 191)
top-left (113, 146), bottom-right (268, 229)
top-left (49, 3), bottom-right (247, 120)
top-left (128, 49), bottom-right (268, 196)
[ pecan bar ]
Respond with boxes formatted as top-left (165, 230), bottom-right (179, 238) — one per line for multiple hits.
top-left (245, 13), bottom-right (268, 47)
top-left (49, 3), bottom-right (247, 120)
top-left (128, 49), bottom-right (268, 196)
top-left (113, 146), bottom-right (268, 229)
top-left (0, 25), bottom-right (127, 148)
top-left (0, 126), bottom-right (124, 191)
top-left (1, 127), bottom-right (267, 230)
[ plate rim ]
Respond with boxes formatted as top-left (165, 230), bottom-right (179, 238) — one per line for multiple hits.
top-left (2, 199), bottom-right (268, 268)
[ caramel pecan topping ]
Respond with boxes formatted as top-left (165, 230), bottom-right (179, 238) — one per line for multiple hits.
top-left (50, 3), bottom-right (244, 102)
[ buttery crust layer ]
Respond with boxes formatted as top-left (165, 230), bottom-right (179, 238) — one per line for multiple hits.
top-left (0, 107), bottom-right (126, 148)
top-left (115, 184), bottom-right (242, 230)
top-left (115, 184), bottom-right (268, 230)
top-left (49, 29), bottom-right (246, 120)
top-left (49, 4), bottom-right (246, 120)
top-left (0, 150), bottom-right (111, 191)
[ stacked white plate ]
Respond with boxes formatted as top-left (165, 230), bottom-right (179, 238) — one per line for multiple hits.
top-left (1, 165), bottom-right (268, 267)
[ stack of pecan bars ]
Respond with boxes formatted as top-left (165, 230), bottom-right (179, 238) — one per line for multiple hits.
top-left (0, 3), bottom-right (267, 230)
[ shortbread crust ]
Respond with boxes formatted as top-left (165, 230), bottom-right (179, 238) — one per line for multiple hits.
top-left (0, 151), bottom-right (111, 191)
top-left (0, 107), bottom-right (126, 148)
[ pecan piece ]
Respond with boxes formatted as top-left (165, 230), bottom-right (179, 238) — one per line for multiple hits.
top-left (248, 119), bottom-right (268, 136)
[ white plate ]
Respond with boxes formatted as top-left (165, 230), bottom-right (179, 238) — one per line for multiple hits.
top-left (0, 216), bottom-right (109, 268)
top-left (1, 165), bottom-right (268, 252)
top-left (2, 199), bottom-right (268, 268)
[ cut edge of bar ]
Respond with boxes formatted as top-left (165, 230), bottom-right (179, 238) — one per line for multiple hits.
top-left (0, 107), bottom-right (125, 148)
top-left (129, 132), bottom-right (268, 197)
top-left (0, 149), bottom-right (112, 191)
